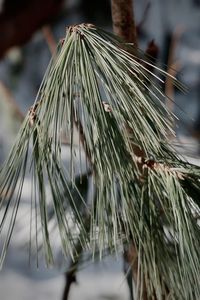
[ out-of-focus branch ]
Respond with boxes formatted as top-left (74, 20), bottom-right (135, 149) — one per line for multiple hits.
top-left (62, 260), bottom-right (79, 300)
top-left (165, 27), bottom-right (184, 134)
top-left (165, 61), bottom-right (181, 115)
top-left (111, 0), bottom-right (137, 45)
top-left (0, 81), bottom-right (24, 121)
top-left (144, 39), bottom-right (159, 74)
top-left (111, 1), bottom-right (147, 298)
top-left (42, 26), bottom-right (57, 55)
top-left (136, 1), bottom-right (151, 37)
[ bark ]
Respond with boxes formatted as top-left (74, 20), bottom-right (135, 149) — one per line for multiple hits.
top-left (111, 1), bottom-right (150, 299)
top-left (111, 0), bottom-right (137, 45)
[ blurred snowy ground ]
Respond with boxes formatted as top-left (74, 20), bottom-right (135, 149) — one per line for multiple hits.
top-left (0, 135), bottom-right (199, 300)
top-left (0, 252), bottom-right (129, 300)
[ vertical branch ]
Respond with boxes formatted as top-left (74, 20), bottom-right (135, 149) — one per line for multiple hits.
top-left (62, 258), bottom-right (79, 300)
top-left (0, 81), bottom-right (24, 122)
top-left (42, 26), bottom-right (57, 55)
top-left (111, 0), bottom-right (137, 45)
top-left (111, 0), bottom-right (144, 158)
top-left (111, 1), bottom-right (151, 298)
top-left (111, 1), bottom-right (138, 298)
top-left (165, 27), bottom-right (183, 114)
top-left (62, 214), bottom-right (91, 300)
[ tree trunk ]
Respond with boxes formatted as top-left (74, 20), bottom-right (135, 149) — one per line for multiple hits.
top-left (111, 0), bottom-right (137, 45)
top-left (111, 1), bottom-right (147, 299)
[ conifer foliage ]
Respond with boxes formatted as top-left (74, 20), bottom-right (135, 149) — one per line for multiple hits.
top-left (1, 24), bottom-right (200, 299)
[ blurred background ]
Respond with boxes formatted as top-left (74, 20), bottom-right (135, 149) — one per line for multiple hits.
top-left (0, 0), bottom-right (200, 299)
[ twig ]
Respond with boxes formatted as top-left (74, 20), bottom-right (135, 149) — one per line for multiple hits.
top-left (111, 1), bottom-right (148, 298)
top-left (62, 213), bottom-right (91, 300)
top-left (165, 26), bottom-right (184, 132)
top-left (62, 259), bottom-right (79, 300)
top-left (0, 81), bottom-right (24, 121)
top-left (42, 26), bottom-right (57, 55)
top-left (165, 60), bottom-right (181, 127)
top-left (144, 39), bottom-right (159, 74)
top-left (136, 1), bottom-right (151, 36)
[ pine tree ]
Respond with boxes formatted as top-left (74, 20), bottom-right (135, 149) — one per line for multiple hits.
top-left (1, 21), bottom-right (200, 300)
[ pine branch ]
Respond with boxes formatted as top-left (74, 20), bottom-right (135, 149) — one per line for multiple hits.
top-left (0, 24), bottom-right (200, 299)
top-left (111, 3), bottom-right (158, 296)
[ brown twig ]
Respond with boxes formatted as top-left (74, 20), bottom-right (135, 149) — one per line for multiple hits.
top-left (165, 61), bottom-right (181, 117)
top-left (0, 81), bottom-right (24, 122)
top-left (42, 26), bottom-right (57, 55)
top-left (111, 1), bottom-right (147, 298)
top-left (165, 26), bottom-right (184, 137)
top-left (165, 26), bottom-right (184, 104)
top-left (144, 39), bottom-right (159, 74)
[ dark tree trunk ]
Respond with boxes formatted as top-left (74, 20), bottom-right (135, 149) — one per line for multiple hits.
top-left (111, 0), bottom-right (137, 45)
top-left (62, 261), bottom-right (78, 300)
top-left (111, 1), bottom-right (150, 299)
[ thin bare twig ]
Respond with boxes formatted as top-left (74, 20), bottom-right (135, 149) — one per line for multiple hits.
top-left (0, 81), bottom-right (24, 121)
top-left (136, 1), bottom-right (151, 36)
top-left (42, 26), bottom-right (57, 55)
top-left (165, 26), bottom-right (184, 137)
top-left (62, 259), bottom-right (79, 300)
